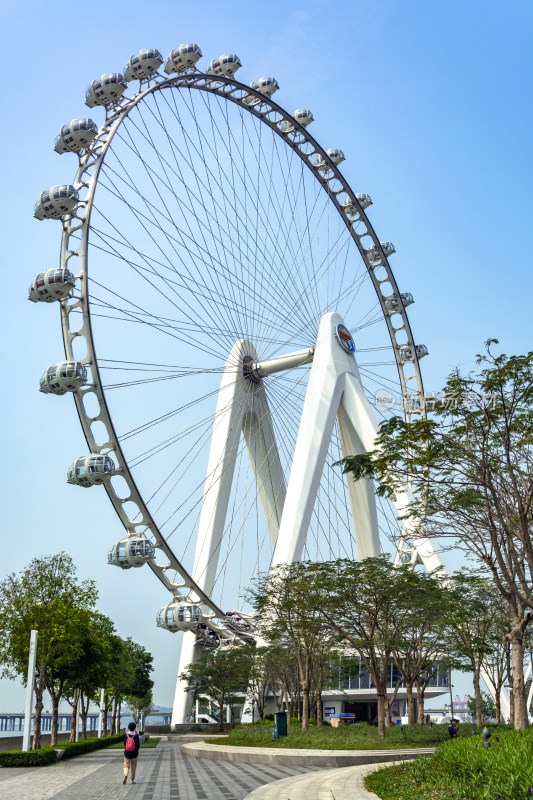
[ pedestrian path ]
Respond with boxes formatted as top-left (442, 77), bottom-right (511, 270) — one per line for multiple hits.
top-left (0, 738), bottom-right (320, 800)
top-left (242, 763), bottom-right (388, 799)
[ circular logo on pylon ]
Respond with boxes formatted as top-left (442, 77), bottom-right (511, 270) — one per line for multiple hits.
top-left (336, 324), bottom-right (355, 354)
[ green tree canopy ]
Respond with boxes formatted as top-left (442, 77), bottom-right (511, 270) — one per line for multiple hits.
top-left (340, 341), bottom-right (533, 728)
top-left (0, 552), bottom-right (97, 747)
top-left (252, 562), bottom-right (335, 730)
top-left (179, 646), bottom-right (252, 730)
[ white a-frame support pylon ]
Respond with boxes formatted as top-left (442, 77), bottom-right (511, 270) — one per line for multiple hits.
top-left (172, 339), bottom-right (286, 725)
top-left (270, 312), bottom-right (444, 572)
top-left (172, 312), bottom-right (445, 724)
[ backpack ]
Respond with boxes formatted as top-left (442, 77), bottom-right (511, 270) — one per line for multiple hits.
top-left (125, 733), bottom-right (136, 752)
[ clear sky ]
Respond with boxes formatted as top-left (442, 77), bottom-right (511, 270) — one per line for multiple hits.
top-left (1, 0), bottom-right (531, 712)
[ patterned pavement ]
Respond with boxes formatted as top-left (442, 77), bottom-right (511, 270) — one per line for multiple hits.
top-left (0, 739), bottom-right (318, 800)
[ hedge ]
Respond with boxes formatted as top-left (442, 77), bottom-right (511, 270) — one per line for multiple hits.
top-left (0, 733), bottom-right (124, 768)
top-left (55, 733), bottom-right (123, 759)
top-left (0, 747), bottom-right (57, 767)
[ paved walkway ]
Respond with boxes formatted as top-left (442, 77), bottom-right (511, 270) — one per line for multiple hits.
top-left (0, 738), bottom-right (322, 800)
top-left (244, 763), bottom-right (387, 799)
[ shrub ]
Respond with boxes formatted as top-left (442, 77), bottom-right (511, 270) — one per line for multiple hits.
top-left (55, 733), bottom-right (123, 758)
top-left (0, 746), bottom-right (57, 767)
top-left (365, 727), bottom-right (533, 800)
top-left (263, 714), bottom-right (275, 721)
top-left (0, 733), bottom-right (123, 768)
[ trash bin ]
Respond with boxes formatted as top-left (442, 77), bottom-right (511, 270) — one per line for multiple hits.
top-left (273, 711), bottom-right (288, 739)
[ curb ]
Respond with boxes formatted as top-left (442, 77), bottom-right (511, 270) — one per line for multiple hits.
top-left (181, 741), bottom-right (435, 767)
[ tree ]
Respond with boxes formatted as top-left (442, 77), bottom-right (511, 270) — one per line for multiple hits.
top-left (252, 562), bottom-right (334, 731)
top-left (125, 638), bottom-right (154, 698)
top-left (444, 573), bottom-right (501, 728)
top-left (247, 647), bottom-right (270, 721)
top-left (63, 612), bottom-right (121, 739)
top-left (467, 691), bottom-right (496, 722)
top-left (0, 553), bottom-right (97, 747)
top-left (106, 638), bottom-right (153, 734)
top-left (179, 646), bottom-right (252, 730)
top-left (340, 342), bottom-right (533, 728)
top-left (302, 556), bottom-right (428, 738)
top-left (259, 645), bottom-right (299, 718)
top-left (125, 688), bottom-right (153, 728)
top-left (481, 605), bottom-right (512, 724)
top-left (107, 637), bottom-right (134, 735)
top-left (389, 569), bottom-right (449, 727)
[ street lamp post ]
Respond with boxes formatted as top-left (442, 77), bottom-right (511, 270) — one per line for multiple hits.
top-left (449, 679), bottom-right (455, 719)
top-left (22, 630), bottom-right (38, 752)
top-left (251, 651), bottom-right (255, 725)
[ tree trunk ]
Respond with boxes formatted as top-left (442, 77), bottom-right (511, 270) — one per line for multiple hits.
top-left (316, 685), bottom-right (323, 727)
top-left (495, 689), bottom-right (501, 724)
top-left (505, 639), bottom-right (514, 725)
top-left (69, 689), bottom-right (79, 742)
top-left (219, 699), bottom-right (224, 732)
top-left (80, 693), bottom-right (88, 740)
top-left (416, 684), bottom-right (426, 726)
top-left (309, 691), bottom-right (316, 720)
top-left (302, 684), bottom-right (310, 731)
top-left (32, 683), bottom-right (44, 750)
top-left (406, 683), bottom-right (416, 727)
top-left (111, 697), bottom-right (117, 734)
top-left (376, 692), bottom-right (386, 738)
top-left (473, 669), bottom-right (482, 728)
top-left (384, 697), bottom-right (392, 728)
top-left (103, 696), bottom-right (109, 737)
top-left (510, 628), bottom-right (529, 729)
top-left (271, 681), bottom-right (282, 711)
top-left (50, 695), bottom-right (60, 746)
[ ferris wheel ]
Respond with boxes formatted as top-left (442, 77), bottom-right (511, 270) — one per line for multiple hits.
top-left (30, 44), bottom-right (446, 724)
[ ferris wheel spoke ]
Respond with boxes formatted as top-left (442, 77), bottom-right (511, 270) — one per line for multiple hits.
top-left (92, 176), bottom-right (313, 348)
top-left (146, 93), bottom-right (272, 340)
top-left (88, 237), bottom-right (301, 348)
top-left (237, 111), bottom-right (321, 335)
top-left (172, 92), bottom-right (259, 342)
top-left (193, 93), bottom-right (255, 342)
top-left (174, 92), bottom-right (318, 340)
top-left (94, 170), bottom-right (247, 349)
top-left (90, 205), bottom-right (239, 352)
top-left (137, 98), bottom-right (247, 340)
top-left (145, 87), bottom-right (354, 354)
top-left (88, 283), bottom-right (292, 349)
top-left (119, 108), bottom-right (247, 330)
top-left (357, 365), bottom-right (404, 392)
top-left (98, 159), bottom-right (258, 346)
top-left (169, 88), bottom-right (324, 336)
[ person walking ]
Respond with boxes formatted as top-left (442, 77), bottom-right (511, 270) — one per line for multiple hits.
top-left (123, 721), bottom-right (140, 784)
top-left (447, 719), bottom-right (459, 739)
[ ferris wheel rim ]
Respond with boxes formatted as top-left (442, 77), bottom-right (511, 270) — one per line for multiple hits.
top-left (56, 67), bottom-right (426, 635)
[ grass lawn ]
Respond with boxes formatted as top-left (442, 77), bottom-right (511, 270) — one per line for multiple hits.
top-left (107, 737), bottom-right (161, 750)
top-left (204, 722), bottom-right (485, 750)
top-left (365, 727), bottom-right (533, 800)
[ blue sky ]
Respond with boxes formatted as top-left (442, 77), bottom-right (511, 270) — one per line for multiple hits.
top-left (1, 0), bottom-right (531, 712)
